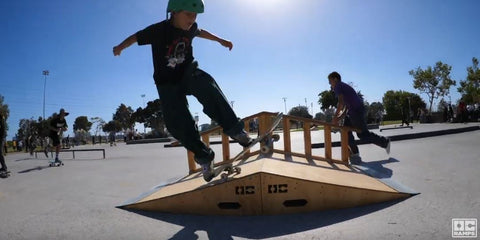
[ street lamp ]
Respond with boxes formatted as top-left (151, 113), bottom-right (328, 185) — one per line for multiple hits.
top-left (141, 94), bottom-right (146, 134)
top-left (141, 94), bottom-right (146, 108)
top-left (42, 70), bottom-right (49, 119)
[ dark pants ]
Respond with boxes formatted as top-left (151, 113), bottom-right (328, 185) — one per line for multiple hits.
top-left (156, 62), bottom-right (243, 164)
top-left (0, 138), bottom-right (6, 170)
top-left (344, 110), bottom-right (389, 155)
top-left (49, 132), bottom-right (61, 147)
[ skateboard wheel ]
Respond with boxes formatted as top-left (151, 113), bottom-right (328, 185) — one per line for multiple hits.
top-left (272, 134), bottom-right (280, 141)
top-left (234, 167), bottom-right (241, 174)
top-left (260, 146), bottom-right (270, 153)
top-left (221, 173), bottom-right (228, 181)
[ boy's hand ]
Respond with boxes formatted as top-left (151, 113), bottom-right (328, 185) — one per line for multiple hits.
top-left (219, 39), bottom-right (233, 51)
top-left (113, 46), bottom-right (122, 56)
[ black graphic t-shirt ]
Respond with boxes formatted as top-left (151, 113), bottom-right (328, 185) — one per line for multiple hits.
top-left (50, 116), bottom-right (68, 136)
top-left (50, 117), bottom-right (67, 132)
top-left (136, 20), bottom-right (200, 85)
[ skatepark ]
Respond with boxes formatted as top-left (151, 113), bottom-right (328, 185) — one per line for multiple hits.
top-left (0, 121), bottom-right (479, 240)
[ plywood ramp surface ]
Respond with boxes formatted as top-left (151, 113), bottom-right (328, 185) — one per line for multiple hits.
top-left (138, 159), bottom-right (265, 203)
top-left (261, 156), bottom-right (397, 193)
top-left (121, 154), bottom-right (415, 215)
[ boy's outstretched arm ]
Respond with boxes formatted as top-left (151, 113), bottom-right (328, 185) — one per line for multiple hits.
top-left (113, 34), bottom-right (137, 56)
top-left (198, 29), bottom-right (233, 50)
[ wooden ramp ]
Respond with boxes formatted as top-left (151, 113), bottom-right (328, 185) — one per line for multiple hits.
top-left (119, 112), bottom-right (417, 215)
top-left (119, 153), bottom-right (415, 215)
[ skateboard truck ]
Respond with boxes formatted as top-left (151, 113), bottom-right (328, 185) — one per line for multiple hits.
top-left (208, 113), bottom-right (283, 182)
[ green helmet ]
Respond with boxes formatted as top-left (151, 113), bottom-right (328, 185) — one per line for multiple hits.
top-left (167, 0), bottom-right (204, 13)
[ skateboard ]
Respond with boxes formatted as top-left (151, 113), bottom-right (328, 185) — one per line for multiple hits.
top-left (0, 170), bottom-right (10, 178)
top-left (49, 160), bottom-right (64, 167)
top-left (210, 113), bottom-right (283, 181)
top-left (380, 125), bottom-right (413, 132)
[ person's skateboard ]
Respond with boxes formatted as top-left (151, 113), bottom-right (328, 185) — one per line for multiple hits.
top-left (49, 160), bottom-right (64, 167)
top-left (210, 113), bottom-right (283, 181)
top-left (0, 170), bottom-right (11, 178)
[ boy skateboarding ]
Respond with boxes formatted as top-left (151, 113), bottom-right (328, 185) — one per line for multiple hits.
top-left (46, 108), bottom-right (69, 165)
top-left (328, 72), bottom-right (391, 164)
top-left (113, 0), bottom-right (252, 182)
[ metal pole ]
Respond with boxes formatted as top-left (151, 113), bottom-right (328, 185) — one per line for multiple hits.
top-left (141, 94), bottom-right (146, 134)
top-left (42, 70), bottom-right (49, 119)
top-left (282, 97), bottom-right (287, 113)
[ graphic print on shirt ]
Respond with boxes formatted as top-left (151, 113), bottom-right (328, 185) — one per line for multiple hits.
top-left (166, 37), bottom-right (190, 68)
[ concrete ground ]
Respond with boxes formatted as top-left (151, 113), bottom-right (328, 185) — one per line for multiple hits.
top-left (0, 123), bottom-right (479, 240)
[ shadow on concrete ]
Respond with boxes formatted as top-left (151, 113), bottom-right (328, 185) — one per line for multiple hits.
top-left (17, 165), bottom-right (51, 173)
top-left (353, 158), bottom-right (419, 195)
top-left (122, 199), bottom-right (407, 240)
top-left (354, 157), bottom-right (400, 179)
top-left (15, 157), bottom-right (44, 162)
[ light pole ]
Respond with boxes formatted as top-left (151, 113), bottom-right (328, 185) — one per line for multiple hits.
top-left (282, 97), bottom-right (287, 113)
top-left (42, 70), bottom-right (49, 119)
top-left (305, 98), bottom-right (308, 113)
top-left (141, 94), bottom-right (146, 108)
top-left (141, 94), bottom-right (146, 134)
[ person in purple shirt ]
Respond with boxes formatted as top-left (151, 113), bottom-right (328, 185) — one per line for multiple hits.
top-left (328, 71), bottom-right (390, 164)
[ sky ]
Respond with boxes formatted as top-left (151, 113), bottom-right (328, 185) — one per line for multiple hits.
top-left (1, 0), bottom-right (479, 140)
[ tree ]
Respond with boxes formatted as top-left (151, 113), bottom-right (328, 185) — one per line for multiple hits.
top-left (0, 95), bottom-right (10, 133)
top-left (102, 120), bottom-right (122, 133)
top-left (366, 102), bottom-right (384, 123)
top-left (382, 90), bottom-right (426, 120)
top-left (318, 90), bottom-right (337, 111)
top-left (457, 57), bottom-right (480, 104)
top-left (73, 116), bottom-right (92, 132)
top-left (288, 106), bottom-right (312, 129)
top-left (113, 104), bottom-right (134, 131)
top-left (131, 99), bottom-right (166, 137)
top-left (90, 117), bottom-right (105, 136)
top-left (288, 106), bottom-right (312, 119)
top-left (314, 112), bottom-right (326, 121)
top-left (409, 61), bottom-right (456, 114)
top-left (17, 118), bottom-right (36, 142)
top-left (35, 116), bottom-right (50, 138)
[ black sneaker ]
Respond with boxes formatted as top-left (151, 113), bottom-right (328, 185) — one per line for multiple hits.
top-left (194, 149), bottom-right (215, 182)
top-left (231, 130), bottom-right (253, 147)
top-left (200, 160), bottom-right (215, 182)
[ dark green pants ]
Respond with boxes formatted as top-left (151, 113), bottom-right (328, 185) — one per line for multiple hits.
top-left (156, 62), bottom-right (243, 164)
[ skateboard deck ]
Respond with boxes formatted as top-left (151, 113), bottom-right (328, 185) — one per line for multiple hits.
top-left (380, 125), bottom-right (413, 132)
top-left (210, 113), bottom-right (283, 181)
